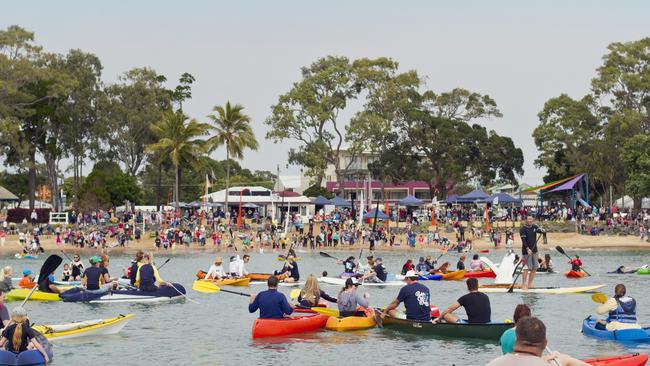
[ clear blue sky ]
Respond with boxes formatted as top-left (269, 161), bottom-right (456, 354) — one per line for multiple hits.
top-left (3, 0), bottom-right (649, 184)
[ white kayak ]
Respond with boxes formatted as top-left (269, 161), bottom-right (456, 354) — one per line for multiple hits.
top-left (318, 277), bottom-right (403, 286)
top-left (479, 284), bottom-right (605, 294)
top-left (33, 314), bottom-right (134, 341)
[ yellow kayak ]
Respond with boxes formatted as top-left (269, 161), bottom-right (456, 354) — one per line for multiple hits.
top-left (33, 314), bottom-right (135, 341)
top-left (5, 288), bottom-right (71, 302)
top-left (325, 310), bottom-right (376, 331)
top-left (442, 270), bottom-right (466, 281)
top-left (277, 256), bottom-right (301, 261)
top-left (208, 278), bottom-right (250, 287)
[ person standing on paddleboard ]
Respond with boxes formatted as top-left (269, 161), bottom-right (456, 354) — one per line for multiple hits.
top-left (519, 216), bottom-right (544, 290)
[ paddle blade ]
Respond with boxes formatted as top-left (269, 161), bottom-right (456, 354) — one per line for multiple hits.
top-left (555, 246), bottom-right (566, 255)
top-left (592, 292), bottom-right (608, 304)
top-left (319, 252), bottom-right (335, 259)
top-left (310, 307), bottom-right (340, 317)
top-left (290, 289), bottom-right (301, 299)
top-left (192, 280), bottom-right (221, 294)
top-left (38, 255), bottom-right (63, 284)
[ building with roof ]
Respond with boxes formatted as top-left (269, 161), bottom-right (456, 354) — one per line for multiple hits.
top-left (202, 186), bottom-right (313, 219)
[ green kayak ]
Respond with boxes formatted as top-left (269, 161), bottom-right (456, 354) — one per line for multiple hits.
top-left (637, 268), bottom-right (650, 275)
top-left (381, 315), bottom-right (513, 341)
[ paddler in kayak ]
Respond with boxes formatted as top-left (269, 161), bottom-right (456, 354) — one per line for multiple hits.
top-left (70, 253), bottom-right (84, 281)
top-left (0, 290), bottom-right (10, 328)
top-left (233, 255), bottom-right (250, 278)
top-left (456, 255), bottom-right (466, 271)
top-left (569, 255), bottom-right (583, 272)
top-left (595, 284), bottom-right (641, 331)
top-left (488, 317), bottom-right (589, 366)
top-left (297, 275), bottom-right (337, 308)
top-left (204, 256), bottom-right (227, 279)
top-left (278, 255), bottom-right (299, 283)
top-left (83, 256), bottom-right (117, 294)
top-left (434, 278), bottom-right (491, 324)
top-left (337, 278), bottom-right (369, 317)
top-left (248, 276), bottom-right (293, 319)
top-left (361, 257), bottom-right (387, 283)
top-left (400, 259), bottom-right (414, 275)
top-left (519, 215), bottom-right (545, 290)
top-left (415, 257), bottom-right (431, 274)
top-left (380, 270), bottom-right (430, 321)
top-left (0, 307), bottom-right (50, 364)
top-left (469, 254), bottom-right (484, 272)
top-left (135, 252), bottom-right (167, 292)
top-left (38, 271), bottom-right (62, 294)
top-left (99, 254), bottom-right (119, 284)
top-left (17, 270), bottom-right (35, 289)
top-left (127, 251), bottom-right (144, 285)
top-left (338, 256), bottom-right (358, 277)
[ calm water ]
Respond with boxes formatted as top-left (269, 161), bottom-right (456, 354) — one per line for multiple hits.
top-left (7, 247), bottom-right (650, 366)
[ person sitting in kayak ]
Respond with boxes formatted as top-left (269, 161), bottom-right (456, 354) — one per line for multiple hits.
top-left (500, 304), bottom-right (532, 354)
top-left (0, 290), bottom-right (9, 328)
top-left (0, 307), bottom-right (50, 364)
top-left (127, 251), bottom-right (144, 285)
top-left (415, 257), bottom-right (431, 274)
top-left (358, 256), bottom-right (374, 274)
top-left (469, 254), bottom-right (484, 272)
top-left (204, 256), bottom-right (227, 280)
top-left (99, 255), bottom-right (119, 284)
top-left (434, 278), bottom-right (491, 324)
top-left (82, 256), bottom-right (109, 294)
top-left (338, 256), bottom-right (358, 275)
top-left (595, 284), bottom-right (641, 331)
top-left (401, 259), bottom-right (414, 275)
top-left (539, 254), bottom-right (554, 273)
top-left (456, 255), bottom-right (466, 271)
top-left (38, 270), bottom-right (62, 294)
top-left (297, 275), bottom-right (337, 308)
top-left (569, 255), bottom-right (583, 272)
top-left (337, 278), bottom-right (369, 317)
top-left (17, 270), bottom-right (35, 289)
top-left (61, 263), bottom-right (71, 282)
top-left (0, 267), bottom-right (13, 293)
top-left (488, 317), bottom-right (589, 366)
top-left (248, 275), bottom-right (293, 319)
top-left (70, 254), bottom-right (84, 281)
top-left (381, 270), bottom-right (430, 321)
top-left (361, 257), bottom-right (387, 283)
top-left (135, 252), bottom-right (166, 292)
top-left (430, 262), bottom-right (450, 274)
top-left (279, 255), bottom-right (299, 283)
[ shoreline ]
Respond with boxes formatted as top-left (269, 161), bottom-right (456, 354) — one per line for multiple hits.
top-left (1, 231), bottom-right (648, 256)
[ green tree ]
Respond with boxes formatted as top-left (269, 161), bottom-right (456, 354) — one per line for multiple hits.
top-left (206, 101), bottom-right (258, 218)
top-left (77, 161), bottom-right (142, 211)
top-left (622, 134), bottom-right (650, 201)
top-left (101, 67), bottom-right (171, 176)
top-left (148, 111), bottom-right (209, 212)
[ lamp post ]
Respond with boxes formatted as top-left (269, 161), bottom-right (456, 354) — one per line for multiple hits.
top-left (237, 188), bottom-right (250, 230)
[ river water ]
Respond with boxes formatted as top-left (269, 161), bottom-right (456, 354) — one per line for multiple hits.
top-left (7, 247), bottom-right (650, 365)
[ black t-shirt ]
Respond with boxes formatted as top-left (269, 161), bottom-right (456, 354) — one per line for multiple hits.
top-left (397, 282), bottom-right (431, 321)
top-left (289, 261), bottom-right (300, 281)
top-left (519, 224), bottom-right (540, 255)
top-left (457, 292), bottom-right (491, 323)
top-left (343, 260), bottom-right (356, 273)
top-left (2, 323), bottom-right (36, 352)
top-left (100, 266), bottom-right (109, 279)
top-left (457, 260), bottom-right (465, 270)
top-left (373, 264), bottom-right (388, 282)
top-left (84, 266), bottom-right (103, 290)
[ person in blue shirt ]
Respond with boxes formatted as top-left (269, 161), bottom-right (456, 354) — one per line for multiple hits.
top-left (380, 270), bottom-right (431, 321)
top-left (248, 276), bottom-right (293, 319)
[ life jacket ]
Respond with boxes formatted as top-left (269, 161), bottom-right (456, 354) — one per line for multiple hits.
top-left (607, 296), bottom-right (637, 323)
top-left (138, 264), bottom-right (155, 288)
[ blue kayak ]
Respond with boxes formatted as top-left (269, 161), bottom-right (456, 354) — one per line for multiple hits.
top-left (0, 332), bottom-right (53, 365)
top-left (419, 274), bottom-right (443, 281)
top-left (582, 316), bottom-right (650, 342)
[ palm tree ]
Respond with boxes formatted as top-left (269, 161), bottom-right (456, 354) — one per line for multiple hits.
top-left (148, 110), bottom-right (210, 213)
top-left (206, 101), bottom-right (259, 221)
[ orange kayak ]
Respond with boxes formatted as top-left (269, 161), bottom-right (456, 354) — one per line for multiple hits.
top-left (565, 270), bottom-right (586, 278)
top-left (195, 271), bottom-right (251, 286)
top-left (442, 270), bottom-right (466, 280)
top-left (252, 314), bottom-right (328, 338)
top-left (247, 273), bottom-right (287, 281)
top-left (582, 353), bottom-right (648, 366)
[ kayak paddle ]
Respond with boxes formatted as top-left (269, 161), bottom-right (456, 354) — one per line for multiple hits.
top-left (591, 292), bottom-right (608, 304)
top-left (319, 252), bottom-right (340, 261)
top-left (22, 254), bottom-right (63, 306)
top-left (507, 260), bottom-right (523, 293)
top-left (555, 246), bottom-right (591, 276)
top-left (310, 307), bottom-right (340, 317)
top-left (290, 289), bottom-right (301, 300)
top-left (158, 258), bottom-right (171, 271)
top-left (433, 249), bottom-right (447, 264)
top-left (192, 280), bottom-right (251, 297)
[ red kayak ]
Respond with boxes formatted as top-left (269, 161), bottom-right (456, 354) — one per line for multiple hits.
top-left (480, 249), bottom-right (490, 253)
top-left (252, 314), bottom-right (328, 338)
top-left (464, 270), bottom-right (496, 278)
top-left (565, 270), bottom-right (587, 278)
top-left (582, 353), bottom-right (648, 366)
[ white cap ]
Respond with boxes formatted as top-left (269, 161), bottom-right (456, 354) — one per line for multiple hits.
top-left (404, 270), bottom-right (419, 279)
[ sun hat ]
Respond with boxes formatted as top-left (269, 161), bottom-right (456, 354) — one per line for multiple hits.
top-left (22, 269), bottom-right (32, 276)
top-left (404, 270), bottom-right (419, 279)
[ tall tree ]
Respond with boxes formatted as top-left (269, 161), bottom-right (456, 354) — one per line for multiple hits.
top-left (206, 101), bottom-right (258, 218)
top-left (101, 67), bottom-right (171, 176)
top-left (148, 110), bottom-right (209, 212)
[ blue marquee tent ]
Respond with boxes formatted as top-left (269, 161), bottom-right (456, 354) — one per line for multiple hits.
top-left (330, 196), bottom-right (352, 207)
top-left (363, 209), bottom-right (387, 220)
top-left (487, 192), bottom-right (522, 205)
top-left (399, 195), bottom-right (424, 206)
top-left (310, 195), bottom-right (331, 205)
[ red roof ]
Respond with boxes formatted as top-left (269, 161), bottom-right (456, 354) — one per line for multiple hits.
top-left (275, 191), bottom-right (301, 197)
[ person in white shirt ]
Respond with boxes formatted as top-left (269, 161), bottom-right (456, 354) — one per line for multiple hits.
top-left (233, 255), bottom-right (250, 277)
top-left (204, 257), bottom-right (227, 279)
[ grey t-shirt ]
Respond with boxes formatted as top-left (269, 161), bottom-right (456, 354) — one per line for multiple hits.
top-left (487, 353), bottom-right (550, 366)
top-left (337, 290), bottom-right (368, 312)
top-left (0, 304), bottom-right (9, 327)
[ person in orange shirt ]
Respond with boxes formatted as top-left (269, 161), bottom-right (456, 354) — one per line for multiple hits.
top-left (17, 269), bottom-right (36, 289)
